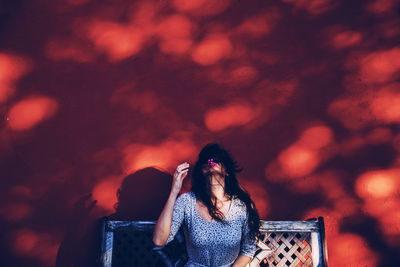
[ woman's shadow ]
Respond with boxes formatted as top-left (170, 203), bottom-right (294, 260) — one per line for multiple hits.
top-left (56, 167), bottom-right (173, 267)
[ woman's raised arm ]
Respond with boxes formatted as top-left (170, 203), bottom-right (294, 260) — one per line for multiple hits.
top-left (152, 162), bottom-right (189, 246)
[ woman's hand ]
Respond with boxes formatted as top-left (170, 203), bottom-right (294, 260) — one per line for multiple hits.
top-left (232, 254), bottom-right (252, 267)
top-left (171, 162), bottom-right (190, 195)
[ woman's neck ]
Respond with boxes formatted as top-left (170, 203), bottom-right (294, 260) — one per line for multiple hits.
top-left (210, 175), bottom-right (227, 201)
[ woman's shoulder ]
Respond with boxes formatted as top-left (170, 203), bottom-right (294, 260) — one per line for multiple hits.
top-left (232, 196), bottom-right (248, 215)
top-left (177, 191), bottom-right (195, 203)
top-left (233, 196), bottom-right (247, 208)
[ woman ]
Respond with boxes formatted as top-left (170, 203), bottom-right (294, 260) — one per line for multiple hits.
top-left (153, 143), bottom-right (261, 267)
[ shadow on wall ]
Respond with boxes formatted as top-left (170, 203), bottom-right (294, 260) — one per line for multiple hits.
top-left (55, 167), bottom-right (172, 267)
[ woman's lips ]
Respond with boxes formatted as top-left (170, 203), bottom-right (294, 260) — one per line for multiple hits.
top-left (207, 159), bottom-right (219, 168)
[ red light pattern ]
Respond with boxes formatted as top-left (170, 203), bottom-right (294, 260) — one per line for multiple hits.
top-left (0, 53), bottom-right (30, 103)
top-left (1, 0), bottom-right (399, 266)
top-left (7, 96), bottom-right (59, 130)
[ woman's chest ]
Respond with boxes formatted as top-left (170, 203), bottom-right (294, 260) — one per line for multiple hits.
top-left (196, 200), bottom-right (231, 222)
top-left (186, 219), bottom-right (243, 249)
top-left (185, 199), bottom-right (245, 248)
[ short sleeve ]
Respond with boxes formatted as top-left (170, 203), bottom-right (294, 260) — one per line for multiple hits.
top-left (239, 213), bottom-right (257, 258)
top-left (165, 193), bottom-right (186, 245)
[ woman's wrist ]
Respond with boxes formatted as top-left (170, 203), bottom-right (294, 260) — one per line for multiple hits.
top-left (169, 190), bottom-right (180, 199)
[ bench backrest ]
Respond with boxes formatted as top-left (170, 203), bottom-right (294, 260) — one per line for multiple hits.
top-left (101, 217), bottom-right (328, 267)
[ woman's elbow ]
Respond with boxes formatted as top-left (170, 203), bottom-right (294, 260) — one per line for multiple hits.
top-left (152, 235), bottom-right (167, 246)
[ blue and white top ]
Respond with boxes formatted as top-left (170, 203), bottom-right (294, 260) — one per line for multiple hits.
top-left (166, 191), bottom-right (257, 267)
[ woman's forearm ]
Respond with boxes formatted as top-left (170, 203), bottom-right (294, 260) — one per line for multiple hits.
top-left (232, 254), bottom-right (252, 267)
top-left (153, 162), bottom-right (189, 246)
top-left (152, 190), bottom-right (179, 246)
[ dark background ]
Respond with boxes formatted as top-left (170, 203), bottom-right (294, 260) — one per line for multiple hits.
top-left (0, 0), bottom-right (399, 266)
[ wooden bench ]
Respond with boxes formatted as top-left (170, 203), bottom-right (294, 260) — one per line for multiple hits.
top-left (101, 217), bottom-right (328, 267)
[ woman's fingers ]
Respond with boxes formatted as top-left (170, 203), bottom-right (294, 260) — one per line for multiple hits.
top-left (177, 169), bottom-right (189, 180)
top-left (171, 166), bottom-right (189, 194)
top-left (172, 162), bottom-right (190, 193)
top-left (177, 162), bottom-right (189, 172)
top-left (175, 163), bottom-right (190, 176)
top-left (181, 170), bottom-right (189, 179)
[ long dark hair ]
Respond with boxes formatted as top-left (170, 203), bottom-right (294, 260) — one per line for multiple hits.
top-left (191, 143), bottom-right (261, 240)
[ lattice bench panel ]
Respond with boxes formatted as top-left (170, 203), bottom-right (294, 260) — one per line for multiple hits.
top-left (101, 221), bottom-right (186, 267)
top-left (248, 219), bottom-right (327, 267)
top-left (111, 228), bottom-right (159, 266)
top-left (254, 232), bottom-right (313, 267)
top-left (101, 217), bottom-right (328, 267)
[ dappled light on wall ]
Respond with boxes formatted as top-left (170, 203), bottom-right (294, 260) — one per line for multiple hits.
top-left (329, 233), bottom-right (379, 267)
top-left (12, 228), bottom-right (58, 267)
top-left (0, 53), bottom-right (30, 103)
top-left (122, 138), bottom-right (197, 173)
top-left (356, 169), bottom-right (400, 245)
top-left (157, 14), bottom-right (194, 55)
top-left (172, 0), bottom-right (232, 16)
top-left (365, 127), bottom-right (394, 145)
top-left (9, 185), bottom-right (34, 199)
top-left (204, 103), bottom-right (260, 132)
top-left (0, 202), bottom-right (32, 222)
top-left (241, 180), bottom-right (270, 219)
top-left (366, 0), bottom-right (398, 15)
top-left (45, 37), bottom-right (95, 63)
top-left (209, 65), bottom-right (259, 87)
top-left (266, 124), bottom-right (335, 181)
top-left (328, 82), bottom-right (400, 130)
top-left (359, 47), bottom-right (400, 84)
top-left (235, 8), bottom-right (280, 38)
top-left (278, 145), bottom-right (319, 178)
top-left (303, 201), bottom-right (380, 267)
top-left (377, 19), bottom-right (400, 39)
top-left (191, 35), bottom-right (233, 66)
top-left (329, 30), bottom-right (363, 50)
top-left (65, 0), bottom-right (91, 6)
top-left (355, 169), bottom-right (399, 199)
top-left (297, 126), bottom-right (334, 150)
top-left (7, 96), bottom-right (59, 131)
top-left (280, 0), bottom-right (337, 15)
top-left (130, 1), bottom-right (159, 26)
top-left (92, 175), bottom-right (122, 212)
top-left (2, 0), bottom-right (400, 266)
top-left (370, 84), bottom-right (400, 123)
top-left (86, 20), bottom-right (145, 62)
top-left (251, 80), bottom-right (297, 108)
top-left (328, 95), bottom-right (373, 131)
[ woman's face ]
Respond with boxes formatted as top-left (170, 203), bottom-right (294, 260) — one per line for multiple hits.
top-left (201, 158), bottom-right (226, 177)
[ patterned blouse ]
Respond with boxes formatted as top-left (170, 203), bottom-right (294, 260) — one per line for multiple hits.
top-left (166, 191), bottom-right (257, 267)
